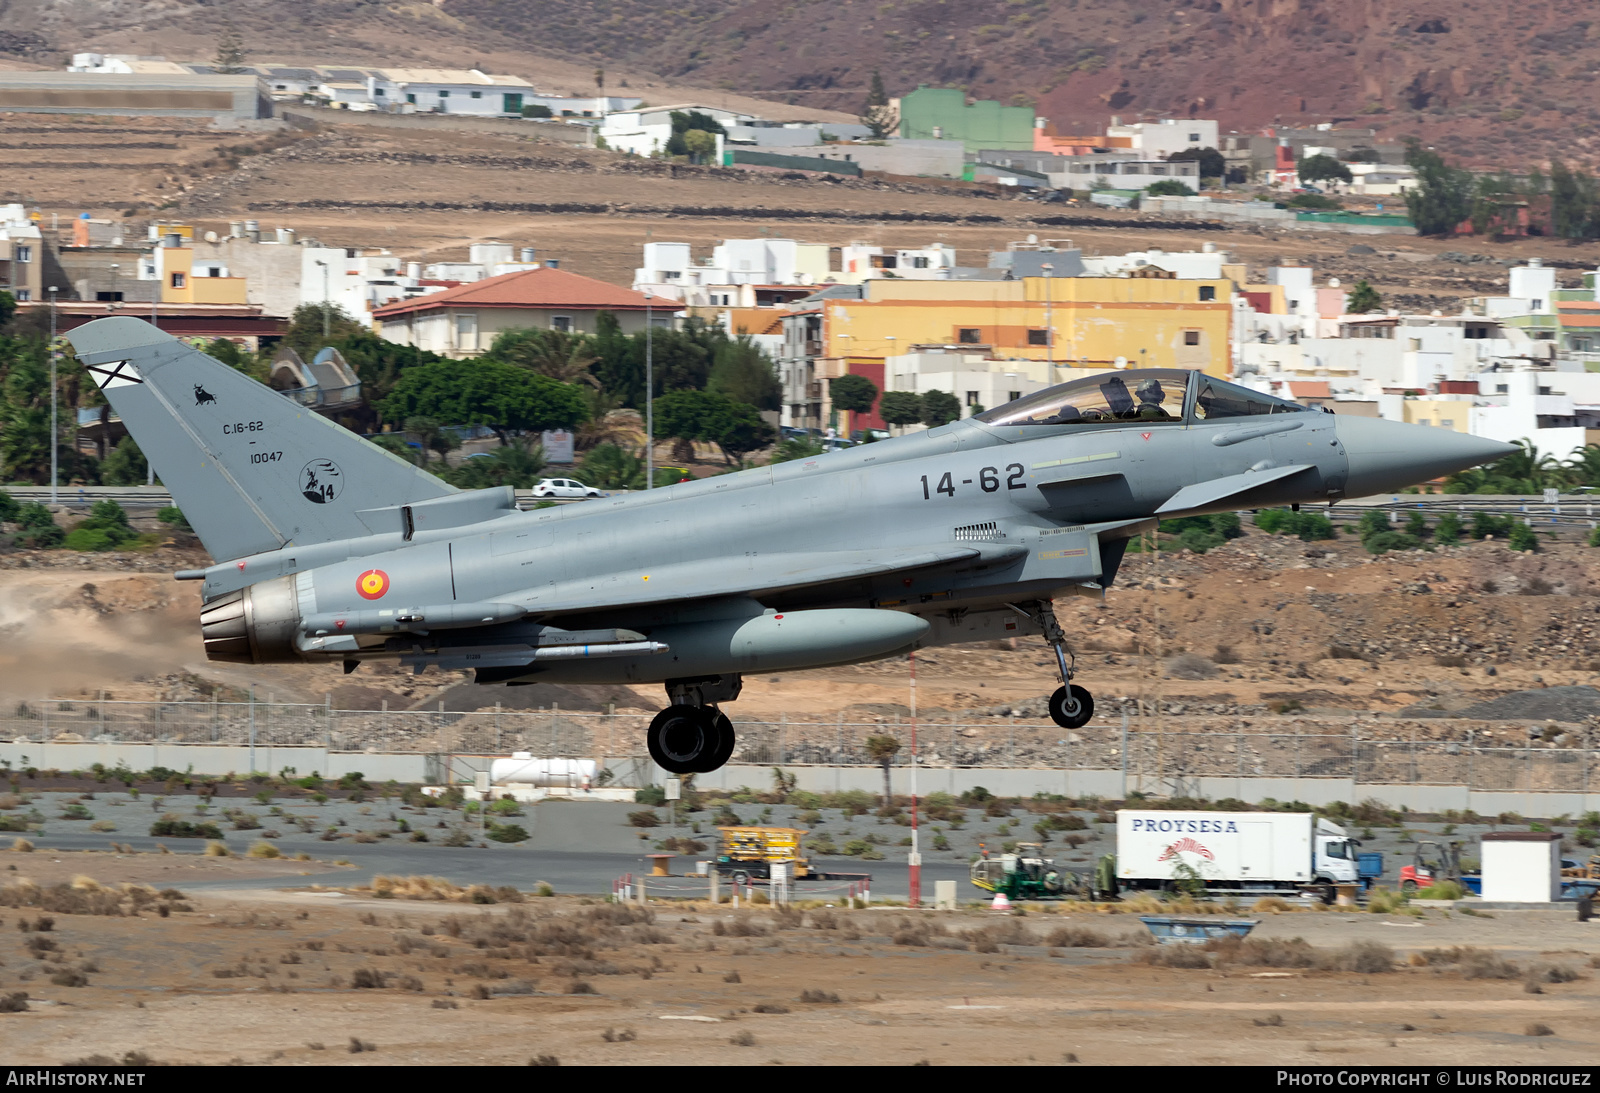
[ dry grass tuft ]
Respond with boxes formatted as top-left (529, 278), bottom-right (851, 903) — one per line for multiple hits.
top-left (246, 841), bottom-right (282, 859)
top-left (203, 841), bottom-right (231, 857)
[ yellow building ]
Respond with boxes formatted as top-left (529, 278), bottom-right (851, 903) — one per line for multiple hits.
top-left (153, 245), bottom-right (249, 306)
top-left (821, 274), bottom-right (1232, 376)
top-left (1402, 397), bottom-right (1472, 433)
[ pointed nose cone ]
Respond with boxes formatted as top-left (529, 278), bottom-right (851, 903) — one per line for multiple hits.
top-left (1336, 415), bottom-right (1516, 497)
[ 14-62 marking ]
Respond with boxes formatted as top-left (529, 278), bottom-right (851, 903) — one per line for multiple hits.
top-left (920, 464), bottom-right (1025, 499)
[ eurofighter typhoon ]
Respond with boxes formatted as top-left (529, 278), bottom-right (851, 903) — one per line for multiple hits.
top-left (66, 317), bottom-right (1513, 774)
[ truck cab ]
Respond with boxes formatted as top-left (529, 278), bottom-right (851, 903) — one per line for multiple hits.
top-left (1313, 819), bottom-right (1361, 887)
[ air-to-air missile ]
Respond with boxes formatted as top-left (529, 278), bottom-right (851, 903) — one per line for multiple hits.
top-left (67, 318), bottom-right (1512, 774)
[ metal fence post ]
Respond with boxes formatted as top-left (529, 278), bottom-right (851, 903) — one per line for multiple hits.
top-left (780, 714), bottom-right (787, 766)
top-left (248, 685), bottom-right (256, 775)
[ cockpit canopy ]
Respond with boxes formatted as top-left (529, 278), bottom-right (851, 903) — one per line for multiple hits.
top-left (974, 369), bottom-right (1309, 428)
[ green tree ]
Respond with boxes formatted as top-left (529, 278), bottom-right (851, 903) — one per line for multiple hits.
top-left (1146, 178), bottom-right (1195, 196)
top-left (521, 104), bottom-right (553, 119)
top-left (279, 303), bottom-right (367, 362)
top-left (1508, 521), bottom-right (1540, 552)
top-left (878, 390), bottom-right (923, 430)
top-left (828, 374), bottom-right (877, 416)
top-left (101, 436), bottom-right (149, 486)
top-left (682, 128), bottom-right (717, 164)
top-left (0, 339), bottom-right (53, 484)
top-left (377, 357), bottom-right (587, 444)
top-left (1435, 512), bottom-right (1462, 545)
top-left (12, 502), bottom-right (62, 548)
top-left (1168, 147), bottom-right (1226, 181)
top-left (1404, 139), bottom-right (1475, 235)
top-left (443, 444), bottom-right (547, 489)
top-left (1548, 159), bottom-right (1600, 241)
top-left (653, 389), bottom-right (775, 465)
top-left (487, 328), bottom-right (601, 388)
top-left (64, 499), bottom-right (139, 552)
top-left (1297, 153), bottom-right (1353, 185)
top-left (0, 291), bottom-right (16, 329)
top-left (666, 111), bottom-right (726, 157)
top-left (920, 389), bottom-right (961, 427)
top-left (768, 435), bottom-right (826, 464)
top-left (864, 734), bottom-right (901, 809)
top-left (1345, 279), bottom-right (1381, 314)
top-left (402, 417), bottom-right (459, 465)
top-left (861, 70), bottom-right (899, 140)
top-left (370, 433), bottom-right (424, 466)
top-left (707, 336), bottom-right (780, 411)
top-left (578, 442), bottom-right (646, 490)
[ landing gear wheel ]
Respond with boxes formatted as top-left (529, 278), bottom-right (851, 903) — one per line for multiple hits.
top-left (695, 711), bottom-right (736, 774)
top-left (647, 705), bottom-right (719, 774)
top-left (1048, 684), bottom-right (1094, 729)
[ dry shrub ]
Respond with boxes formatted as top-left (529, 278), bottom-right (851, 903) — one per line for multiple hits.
top-left (581, 903), bottom-right (653, 926)
top-left (723, 969), bottom-right (742, 983)
top-left (12, 839), bottom-right (33, 853)
top-left (965, 918), bottom-right (1030, 953)
top-left (601, 1027), bottom-right (637, 1043)
top-left (567, 980), bottom-right (596, 995)
top-left (1134, 944), bottom-right (1212, 969)
top-left (1528, 964), bottom-right (1581, 984)
top-left (807, 909), bottom-right (838, 930)
top-left (1253, 1014), bottom-right (1285, 1027)
top-left (1044, 925), bottom-right (1112, 948)
top-left (529, 1054), bottom-right (560, 1066)
top-left (729, 1030), bottom-right (756, 1047)
top-left (1421, 946), bottom-right (1521, 980)
top-left (432, 999), bottom-right (458, 1010)
top-left (892, 918), bottom-right (948, 946)
top-left (203, 841), bottom-right (231, 857)
top-left (753, 1003), bottom-right (789, 1014)
top-left (712, 918), bottom-right (770, 938)
top-left (0, 879), bottom-right (174, 918)
top-left (371, 875), bottom-right (466, 901)
top-left (1320, 941), bottom-right (1394, 974)
top-left (1525, 1023), bottom-right (1555, 1038)
top-left (348, 1038), bottom-right (376, 1054)
top-left (1208, 936), bottom-right (1318, 969)
top-left (0, 992), bottom-right (27, 1013)
top-left (246, 841), bottom-right (281, 859)
top-left (1166, 653), bottom-right (1219, 680)
top-left (799, 989), bottom-right (840, 1003)
top-left (0, 795), bottom-right (18, 810)
top-left (49, 969), bottom-right (88, 987)
top-left (350, 967), bottom-right (387, 989)
top-left (1251, 897), bottom-right (1293, 914)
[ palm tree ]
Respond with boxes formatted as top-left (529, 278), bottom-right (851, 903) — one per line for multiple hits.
top-left (863, 734), bottom-right (901, 810)
top-left (490, 329), bottom-right (601, 388)
top-left (1564, 444), bottom-right (1600, 491)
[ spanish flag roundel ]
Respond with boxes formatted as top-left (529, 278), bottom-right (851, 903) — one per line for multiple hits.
top-left (356, 569), bottom-right (390, 600)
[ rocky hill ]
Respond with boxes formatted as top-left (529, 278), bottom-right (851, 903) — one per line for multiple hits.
top-left (3, 0), bottom-right (1595, 167)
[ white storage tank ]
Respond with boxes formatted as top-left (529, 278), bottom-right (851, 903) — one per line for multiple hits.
top-left (489, 754), bottom-right (597, 788)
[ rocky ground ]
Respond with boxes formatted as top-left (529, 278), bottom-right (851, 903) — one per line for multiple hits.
top-left (1, 847), bottom-right (1597, 1066)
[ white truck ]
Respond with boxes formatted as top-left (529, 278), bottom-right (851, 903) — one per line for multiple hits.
top-left (1115, 810), bottom-right (1360, 898)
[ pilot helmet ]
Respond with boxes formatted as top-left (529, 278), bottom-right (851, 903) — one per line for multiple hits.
top-left (1135, 377), bottom-right (1164, 403)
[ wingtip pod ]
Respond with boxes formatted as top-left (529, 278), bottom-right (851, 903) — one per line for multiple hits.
top-left (64, 315), bottom-right (176, 362)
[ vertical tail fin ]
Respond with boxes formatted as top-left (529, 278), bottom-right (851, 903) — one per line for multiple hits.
top-left (67, 316), bottom-right (454, 561)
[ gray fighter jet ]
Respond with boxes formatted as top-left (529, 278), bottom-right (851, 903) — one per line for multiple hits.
top-left (66, 318), bottom-right (1513, 774)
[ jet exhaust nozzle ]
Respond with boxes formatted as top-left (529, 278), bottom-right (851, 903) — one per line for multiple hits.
top-left (200, 576), bottom-right (300, 664)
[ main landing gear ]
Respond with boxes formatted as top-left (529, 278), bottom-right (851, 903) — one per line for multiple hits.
top-left (1009, 599), bottom-right (1095, 730)
top-left (646, 675), bottom-right (741, 775)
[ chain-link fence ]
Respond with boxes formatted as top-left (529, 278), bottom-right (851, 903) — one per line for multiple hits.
top-left (2, 698), bottom-right (1597, 794)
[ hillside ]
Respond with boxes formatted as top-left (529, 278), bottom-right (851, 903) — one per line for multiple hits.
top-left (3, 0), bottom-right (1597, 168)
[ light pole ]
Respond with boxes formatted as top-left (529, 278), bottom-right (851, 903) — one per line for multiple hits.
top-left (645, 295), bottom-right (654, 489)
top-left (48, 286), bottom-right (58, 505)
top-left (908, 649), bottom-right (920, 908)
top-left (1041, 262), bottom-right (1054, 370)
top-left (315, 260), bottom-right (330, 337)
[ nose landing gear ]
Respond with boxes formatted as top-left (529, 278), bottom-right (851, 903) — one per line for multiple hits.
top-left (1009, 599), bottom-right (1095, 730)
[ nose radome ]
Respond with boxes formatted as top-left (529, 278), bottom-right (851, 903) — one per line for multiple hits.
top-left (1336, 415), bottom-right (1516, 497)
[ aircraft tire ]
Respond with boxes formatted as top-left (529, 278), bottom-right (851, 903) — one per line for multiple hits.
top-left (1048, 684), bottom-right (1094, 729)
top-left (647, 706), bottom-right (719, 775)
top-left (695, 711), bottom-right (736, 774)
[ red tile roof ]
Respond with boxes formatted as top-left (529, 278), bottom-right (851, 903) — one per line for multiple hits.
top-left (1288, 381), bottom-right (1332, 399)
top-left (373, 266), bottom-right (677, 319)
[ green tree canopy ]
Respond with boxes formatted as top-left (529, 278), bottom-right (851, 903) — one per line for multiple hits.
top-left (101, 436), bottom-right (149, 486)
top-left (1345, 279), bottom-right (1381, 314)
top-left (666, 110), bottom-right (726, 157)
top-left (1404, 140), bottom-right (1475, 235)
top-left (706, 336), bottom-right (780, 411)
top-left (442, 444), bottom-right (547, 489)
top-left (1297, 153), bottom-right (1353, 184)
top-left (828, 374), bottom-right (878, 415)
top-left (919, 389), bottom-right (961, 427)
top-left (653, 389), bottom-right (776, 465)
top-left (377, 357), bottom-right (587, 444)
top-left (861, 70), bottom-right (899, 140)
top-left (878, 390), bottom-right (923, 427)
top-left (1168, 147), bottom-right (1226, 180)
top-left (1145, 178), bottom-right (1195, 197)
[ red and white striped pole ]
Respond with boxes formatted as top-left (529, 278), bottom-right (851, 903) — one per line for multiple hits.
top-left (908, 649), bottom-right (921, 908)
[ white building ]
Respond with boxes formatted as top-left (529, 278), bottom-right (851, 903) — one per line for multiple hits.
top-left (883, 351), bottom-right (1060, 428)
top-left (1081, 246), bottom-right (1229, 281)
top-left (1105, 118), bottom-right (1220, 159)
top-left (1047, 155), bottom-right (1201, 192)
top-left (837, 242), bottom-right (958, 282)
top-left (600, 104), bottom-right (755, 157)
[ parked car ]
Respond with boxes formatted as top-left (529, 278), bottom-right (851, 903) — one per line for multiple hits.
top-left (529, 477), bottom-right (603, 499)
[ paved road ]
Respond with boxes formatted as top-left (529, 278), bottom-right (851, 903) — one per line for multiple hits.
top-left (20, 830), bottom-right (977, 902)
